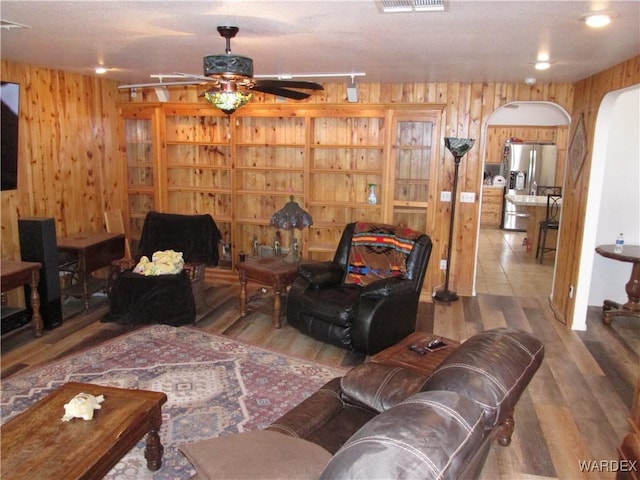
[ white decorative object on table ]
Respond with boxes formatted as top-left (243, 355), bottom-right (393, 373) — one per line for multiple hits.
top-left (61, 392), bottom-right (105, 421)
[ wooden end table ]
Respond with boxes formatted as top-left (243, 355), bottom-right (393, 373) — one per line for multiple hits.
top-left (57, 232), bottom-right (125, 311)
top-left (0, 382), bottom-right (167, 480)
top-left (370, 331), bottom-right (460, 376)
top-left (238, 256), bottom-right (315, 328)
top-left (1, 260), bottom-right (43, 337)
top-left (595, 244), bottom-right (640, 325)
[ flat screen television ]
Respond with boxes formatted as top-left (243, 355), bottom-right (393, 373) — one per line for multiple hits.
top-left (1, 81), bottom-right (20, 191)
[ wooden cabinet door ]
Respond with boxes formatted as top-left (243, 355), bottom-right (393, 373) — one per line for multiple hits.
top-left (119, 105), bottom-right (161, 245)
top-left (387, 110), bottom-right (442, 235)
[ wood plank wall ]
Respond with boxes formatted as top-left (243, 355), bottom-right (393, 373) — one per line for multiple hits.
top-left (2, 56), bottom-right (638, 328)
top-left (1, 61), bottom-right (123, 261)
top-left (119, 80), bottom-right (576, 300)
top-left (551, 56), bottom-right (640, 326)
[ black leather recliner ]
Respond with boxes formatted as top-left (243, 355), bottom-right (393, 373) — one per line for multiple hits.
top-left (286, 222), bottom-right (432, 355)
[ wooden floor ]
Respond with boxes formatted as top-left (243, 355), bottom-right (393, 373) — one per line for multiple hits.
top-left (2, 268), bottom-right (638, 479)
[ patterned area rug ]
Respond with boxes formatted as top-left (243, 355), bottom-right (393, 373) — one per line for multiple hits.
top-left (0, 325), bottom-right (348, 479)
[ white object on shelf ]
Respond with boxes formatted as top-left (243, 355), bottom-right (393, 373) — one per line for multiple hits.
top-left (492, 175), bottom-right (506, 186)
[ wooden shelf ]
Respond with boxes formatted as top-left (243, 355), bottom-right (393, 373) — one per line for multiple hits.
top-left (120, 104), bottom-right (443, 278)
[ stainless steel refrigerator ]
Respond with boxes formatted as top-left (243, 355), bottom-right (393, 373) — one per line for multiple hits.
top-left (501, 142), bottom-right (558, 231)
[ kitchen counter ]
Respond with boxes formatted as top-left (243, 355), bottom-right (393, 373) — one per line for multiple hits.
top-left (504, 193), bottom-right (563, 207)
top-left (504, 193), bottom-right (562, 256)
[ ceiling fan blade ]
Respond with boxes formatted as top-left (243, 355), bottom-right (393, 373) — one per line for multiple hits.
top-left (254, 79), bottom-right (324, 91)
top-left (250, 84), bottom-right (312, 100)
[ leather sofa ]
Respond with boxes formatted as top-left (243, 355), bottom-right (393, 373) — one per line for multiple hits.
top-left (180, 327), bottom-right (544, 479)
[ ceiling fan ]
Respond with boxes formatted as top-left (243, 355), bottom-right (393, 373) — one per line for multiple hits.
top-left (119, 26), bottom-right (325, 113)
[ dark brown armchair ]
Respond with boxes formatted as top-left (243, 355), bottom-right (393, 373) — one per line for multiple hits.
top-left (285, 222), bottom-right (432, 355)
top-left (105, 211), bottom-right (221, 326)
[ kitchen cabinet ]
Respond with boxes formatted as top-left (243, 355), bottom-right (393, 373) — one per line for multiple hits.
top-left (481, 187), bottom-right (504, 227)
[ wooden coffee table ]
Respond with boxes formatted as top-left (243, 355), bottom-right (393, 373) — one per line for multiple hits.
top-left (0, 382), bottom-right (167, 480)
top-left (238, 256), bottom-right (316, 328)
top-left (371, 331), bottom-right (460, 376)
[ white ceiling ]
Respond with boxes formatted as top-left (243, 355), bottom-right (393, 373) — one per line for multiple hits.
top-left (1, 0), bottom-right (639, 86)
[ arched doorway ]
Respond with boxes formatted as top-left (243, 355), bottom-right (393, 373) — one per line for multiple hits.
top-left (473, 101), bottom-right (571, 297)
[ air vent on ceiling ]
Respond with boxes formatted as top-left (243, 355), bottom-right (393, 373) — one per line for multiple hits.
top-left (378, 0), bottom-right (445, 13)
top-left (0, 19), bottom-right (31, 30)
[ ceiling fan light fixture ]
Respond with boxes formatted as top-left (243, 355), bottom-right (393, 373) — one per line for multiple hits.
top-left (203, 85), bottom-right (252, 114)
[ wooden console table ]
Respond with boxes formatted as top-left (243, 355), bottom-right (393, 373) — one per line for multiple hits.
top-left (57, 232), bottom-right (125, 311)
top-left (1, 260), bottom-right (43, 337)
top-left (238, 256), bottom-right (315, 328)
top-left (595, 244), bottom-right (640, 325)
top-left (370, 331), bottom-right (460, 376)
top-left (0, 382), bottom-right (167, 479)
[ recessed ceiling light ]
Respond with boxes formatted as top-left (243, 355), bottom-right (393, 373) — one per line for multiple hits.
top-left (581, 12), bottom-right (616, 28)
top-left (534, 61), bottom-right (551, 71)
top-left (95, 66), bottom-right (108, 74)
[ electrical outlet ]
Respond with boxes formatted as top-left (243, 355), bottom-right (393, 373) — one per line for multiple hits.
top-left (440, 191), bottom-right (452, 202)
top-left (440, 259), bottom-right (447, 270)
top-left (460, 192), bottom-right (475, 203)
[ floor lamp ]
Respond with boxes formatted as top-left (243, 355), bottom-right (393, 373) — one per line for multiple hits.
top-left (434, 137), bottom-right (475, 303)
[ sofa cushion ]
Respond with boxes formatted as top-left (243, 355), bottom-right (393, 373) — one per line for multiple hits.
top-left (293, 284), bottom-right (363, 326)
top-left (340, 362), bottom-right (427, 412)
top-left (420, 327), bottom-right (544, 430)
top-left (266, 378), bottom-right (376, 454)
top-left (320, 391), bottom-right (485, 480)
top-left (180, 430), bottom-right (332, 480)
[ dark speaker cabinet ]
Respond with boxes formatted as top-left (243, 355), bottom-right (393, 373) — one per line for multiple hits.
top-left (18, 218), bottom-right (63, 329)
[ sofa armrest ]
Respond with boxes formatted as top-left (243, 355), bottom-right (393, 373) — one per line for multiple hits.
top-left (266, 378), bottom-right (345, 439)
top-left (297, 261), bottom-right (345, 289)
top-left (340, 362), bottom-right (427, 412)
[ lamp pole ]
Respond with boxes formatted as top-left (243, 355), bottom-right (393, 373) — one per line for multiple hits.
top-left (434, 138), bottom-right (475, 303)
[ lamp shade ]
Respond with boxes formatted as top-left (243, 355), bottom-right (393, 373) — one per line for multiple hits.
top-left (203, 89), bottom-right (252, 115)
top-left (270, 196), bottom-right (313, 230)
top-left (444, 137), bottom-right (475, 157)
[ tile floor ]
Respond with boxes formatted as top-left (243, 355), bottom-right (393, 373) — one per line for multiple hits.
top-left (475, 228), bottom-right (555, 297)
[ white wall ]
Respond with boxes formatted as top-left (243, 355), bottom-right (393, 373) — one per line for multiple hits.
top-left (573, 85), bottom-right (640, 330)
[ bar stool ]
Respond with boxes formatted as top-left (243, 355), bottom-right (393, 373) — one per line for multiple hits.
top-left (536, 185), bottom-right (562, 196)
top-left (536, 194), bottom-right (562, 264)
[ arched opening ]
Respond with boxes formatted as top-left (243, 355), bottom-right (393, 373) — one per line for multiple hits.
top-left (573, 84), bottom-right (639, 330)
top-left (474, 101), bottom-right (571, 298)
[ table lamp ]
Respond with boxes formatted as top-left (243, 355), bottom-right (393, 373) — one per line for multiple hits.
top-left (270, 196), bottom-right (313, 263)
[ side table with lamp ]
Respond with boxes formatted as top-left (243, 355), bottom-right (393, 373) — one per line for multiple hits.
top-left (237, 196), bottom-right (314, 328)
